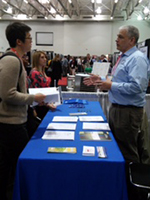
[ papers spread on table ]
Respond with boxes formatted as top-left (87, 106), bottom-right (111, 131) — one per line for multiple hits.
top-left (79, 131), bottom-right (111, 141)
top-left (92, 62), bottom-right (110, 77)
top-left (47, 147), bottom-right (77, 154)
top-left (82, 146), bottom-right (95, 156)
top-left (47, 123), bottom-right (77, 130)
top-left (42, 131), bottom-right (75, 140)
top-left (52, 116), bottom-right (78, 122)
top-left (79, 116), bottom-right (104, 122)
top-left (29, 87), bottom-right (61, 106)
top-left (82, 122), bottom-right (110, 130)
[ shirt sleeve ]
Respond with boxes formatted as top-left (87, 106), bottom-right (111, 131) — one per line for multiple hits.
top-left (111, 55), bottom-right (149, 94)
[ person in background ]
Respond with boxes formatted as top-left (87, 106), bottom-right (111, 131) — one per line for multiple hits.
top-left (50, 54), bottom-right (62, 87)
top-left (69, 56), bottom-right (77, 75)
top-left (29, 51), bottom-right (56, 120)
top-left (0, 22), bottom-right (45, 200)
top-left (61, 55), bottom-right (68, 77)
top-left (82, 53), bottom-right (93, 72)
top-left (100, 54), bottom-right (108, 62)
top-left (84, 25), bottom-right (150, 200)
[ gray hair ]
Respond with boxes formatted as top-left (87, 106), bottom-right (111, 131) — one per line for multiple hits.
top-left (119, 25), bottom-right (139, 44)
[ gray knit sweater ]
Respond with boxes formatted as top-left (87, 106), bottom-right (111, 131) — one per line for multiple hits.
top-left (0, 54), bottom-right (35, 124)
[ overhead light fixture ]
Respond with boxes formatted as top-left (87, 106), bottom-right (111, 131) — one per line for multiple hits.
top-left (137, 15), bottom-right (143, 20)
top-left (91, 0), bottom-right (95, 3)
top-left (68, 0), bottom-right (72, 3)
top-left (139, 0), bottom-right (142, 3)
top-left (56, 14), bottom-right (64, 20)
top-left (2, 0), bottom-right (7, 4)
top-left (96, 7), bottom-right (102, 14)
top-left (96, 0), bottom-right (102, 3)
top-left (38, 0), bottom-right (49, 3)
top-left (49, 7), bottom-right (56, 14)
top-left (6, 7), bottom-right (13, 14)
top-left (143, 7), bottom-right (149, 14)
top-left (114, 0), bottom-right (118, 3)
top-left (24, 0), bottom-right (28, 3)
top-left (13, 14), bottom-right (28, 20)
top-left (110, 16), bottom-right (113, 20)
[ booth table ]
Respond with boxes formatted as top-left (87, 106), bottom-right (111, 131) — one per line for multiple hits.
top-left (13, 101), bottom-right (128, 200)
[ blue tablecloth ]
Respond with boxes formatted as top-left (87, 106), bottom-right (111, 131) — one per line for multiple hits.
top-left (13, 101), bottom-right (128, 200)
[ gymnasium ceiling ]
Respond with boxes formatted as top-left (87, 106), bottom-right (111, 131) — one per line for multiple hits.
top-left (0, 0), bottom-right (150, 22)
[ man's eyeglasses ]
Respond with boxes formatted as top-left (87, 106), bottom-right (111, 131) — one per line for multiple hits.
top-left (25, 37), bottom-right (32, 40)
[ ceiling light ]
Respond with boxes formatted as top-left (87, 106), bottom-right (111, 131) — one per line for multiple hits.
top-left (96, 7), bottom-right (102, 14)
top-left (114, 0), bottom-right (118, 3)
top-left (14, 14), bottom-right (28, 20)
top-left (110, 16), bottom-right (113, 20)
top-left (7, 7), bottom-right (13, 14)
top-left (91, 0), bottom-right (95, 3)
top-left (50, 7), bottom-right (56, 14)
top-left (96, 0), bottom-right (102, 3)
top-left (143, 7), bottom-right (149, 14)
top-left (139, 0), bottom-right (142, 3)
top-left (137, 15), bottom-right (143, 20)
top-left (2, 0), bottom-right (7, 4)
top-left (38, 0), bottom-right (49, 3)
top-left (56, 14), bottom-right (64, 20)
top-left (68, 0), bottom-right (72, 3)
top-left (24, 0), bottom-right (28, 3)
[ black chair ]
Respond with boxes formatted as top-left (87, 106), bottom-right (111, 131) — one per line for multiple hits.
top-left (129, 162), bottom-right (150, 199)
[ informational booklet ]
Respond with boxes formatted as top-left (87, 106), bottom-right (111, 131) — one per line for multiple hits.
top-left (47, 147), bottom-right (77, 154)
top-left (82, 122), bottom-right (110, 130)
top-left (42, 131), bottom-right (75, 140)
top-left (29, 87), bottom-right (61, 106)
top-left (79, 116), bottom-right (104, 122)
top-left (79, 131), bottom-right (111, 141)
top-left (47, 123), bottom-right (77, 130)
top-left (52, 116), bottom-right (78, 122)
top-left (82, 146), bottom-right (95, 156)
top-left (92, 62), bottom-right (110, 77)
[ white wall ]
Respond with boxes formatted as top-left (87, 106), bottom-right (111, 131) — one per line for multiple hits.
top-left (0, 20), bottom-right (150, 56)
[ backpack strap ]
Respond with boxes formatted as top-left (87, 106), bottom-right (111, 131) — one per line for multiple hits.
top-left (0, 52), bottom-right (22, 92)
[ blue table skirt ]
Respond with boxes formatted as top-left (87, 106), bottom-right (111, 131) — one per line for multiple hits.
top-left (13, 101), bottom-right (128, 200)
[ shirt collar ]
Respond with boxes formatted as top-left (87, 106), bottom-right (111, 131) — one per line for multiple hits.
top-left (122, 46), bottom-right (137, 57)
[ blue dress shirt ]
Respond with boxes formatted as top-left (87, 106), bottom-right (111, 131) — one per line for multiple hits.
top-left (109, 46), bottom-right (150, 107)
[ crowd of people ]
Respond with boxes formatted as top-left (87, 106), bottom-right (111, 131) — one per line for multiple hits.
top-left (46, 53), bottom-right (112, 77)
top-left (0, 21), bottom-right (150, 200)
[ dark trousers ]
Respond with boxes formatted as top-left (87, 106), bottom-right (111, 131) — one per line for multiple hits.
top-left (109, 105), bottom-right (150, 200)
top-left (0, 122), bottom-right (29, 200)
top-left (50, 78), bottom-right (59, 87)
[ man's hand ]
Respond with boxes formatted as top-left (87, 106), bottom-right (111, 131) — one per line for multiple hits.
top-left (47, 103), bottom-right (57, 111)
top-left (34, 93), bottom-right (46, 104)
top-left (83, 74), bottom-right (100, 86)
top-left (95, 76), bottom-right (112, 91)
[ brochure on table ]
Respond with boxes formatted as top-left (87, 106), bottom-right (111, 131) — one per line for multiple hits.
top-left (52, 116), bottom-right (78, 122)
top-left (47, 123), bottom-right (77, 130)
top-left (29, 87), bottom-right (62, 106)
top-left (42, 130), bottom-right (75, 140)
top-left (79, 131), bottom-right (111, 141)
top-left (83, 122), bottom-right (110, 130)
top-left (47, 147), bottom-right (77, 154)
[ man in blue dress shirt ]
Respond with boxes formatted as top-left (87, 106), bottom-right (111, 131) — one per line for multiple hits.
top-left (84, 25), bottom-right (150, 200)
